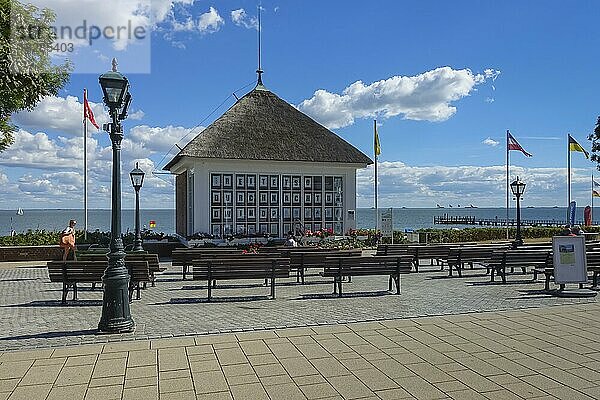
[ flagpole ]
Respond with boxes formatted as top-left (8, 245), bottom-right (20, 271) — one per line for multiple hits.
top-left (374, 120), bottom-right (379, 238)
top-left (83, 89), bottom-right (88, 241)
top-left (567, 134), bottom-right (571, 224)
top-left (592, 173), bottom-right (594, 225)
top-left (506, 130), bottom-right (510, 239)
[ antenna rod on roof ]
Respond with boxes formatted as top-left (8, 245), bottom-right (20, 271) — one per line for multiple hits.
top-left (233, 93), bottom-right (240, 101)
top-left (175, 143), bottom-right (183, 151)
top-left (256, 1), bottom-right (263, 85)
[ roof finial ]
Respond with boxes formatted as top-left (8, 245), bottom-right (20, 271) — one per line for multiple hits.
top-left (112, 58), bottom-right (118, 72)
top-left (256, 2), bottom-right (264, 87)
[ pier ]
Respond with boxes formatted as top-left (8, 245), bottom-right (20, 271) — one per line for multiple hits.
top-left (433, 214), bottom-right (575, 227)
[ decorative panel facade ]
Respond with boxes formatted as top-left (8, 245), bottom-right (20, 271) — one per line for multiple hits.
top-left (210, 173), bottom-right (344, 237)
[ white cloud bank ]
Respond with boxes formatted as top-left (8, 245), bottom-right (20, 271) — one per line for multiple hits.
top-left (357, 161), bottom-right (584, 208)
top-left (299, 67), bottom-right (501, 129)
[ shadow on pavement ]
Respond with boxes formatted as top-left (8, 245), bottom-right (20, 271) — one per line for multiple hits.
top-left (160, 295), bottom-right (271, 304)
top-left (0, 328), bottom-right (97, 341)
top-left (1, 300), bottom-right (103, 307)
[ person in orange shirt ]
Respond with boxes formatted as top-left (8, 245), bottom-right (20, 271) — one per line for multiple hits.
top-left (59, 219), bottom-right (77, 261)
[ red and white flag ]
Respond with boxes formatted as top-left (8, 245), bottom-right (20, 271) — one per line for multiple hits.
top-left (83, 89), bottom-right (99, 129)
top-left (507, 131), bottom-right (532, 157)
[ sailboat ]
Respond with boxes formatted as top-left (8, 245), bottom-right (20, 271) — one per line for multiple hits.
top-left (16, 208), bottom-right (23, 216)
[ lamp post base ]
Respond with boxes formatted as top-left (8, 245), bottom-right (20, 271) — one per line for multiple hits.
top-left (98, 264), bottom-right (135, 333)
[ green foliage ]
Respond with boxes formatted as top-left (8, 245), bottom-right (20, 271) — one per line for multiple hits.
top-left (0, 229), bottom-right (177, 247)
top-left (416, 227), bottom-right (600, 243)
top-left (0, 0), bottom-right (71, 151)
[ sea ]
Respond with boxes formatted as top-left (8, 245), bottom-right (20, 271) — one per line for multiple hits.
top-left (0, 207), bottom-right (592, 237)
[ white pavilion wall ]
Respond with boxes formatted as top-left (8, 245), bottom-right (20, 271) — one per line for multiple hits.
top-left (180, 159), bottom-right (361, 238)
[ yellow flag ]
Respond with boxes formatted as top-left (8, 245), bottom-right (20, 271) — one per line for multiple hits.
top-left (374, 121), bottom-right (381, 156)
top-left (569, 134), bottom-right (589, 159)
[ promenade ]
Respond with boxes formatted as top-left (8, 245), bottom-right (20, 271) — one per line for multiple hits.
top-left (0, 261), bottom-right (598, 399)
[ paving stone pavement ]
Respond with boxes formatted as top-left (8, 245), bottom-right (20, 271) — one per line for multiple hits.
top-left (0, 302), bottom-right (599, 400)
top-left (0, 261), bottom-right (596, 351)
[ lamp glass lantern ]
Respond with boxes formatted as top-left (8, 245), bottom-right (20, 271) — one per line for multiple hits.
top-left (510, 177), bottom-right (526, 197)
top-left (99, 71), bottom-right (129, 109)
top-left (129, 163), bottom-right (145, 190)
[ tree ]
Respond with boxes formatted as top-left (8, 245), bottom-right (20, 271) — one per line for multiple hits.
top-left (0, 0), bottom-right (70, 152)
top-left (589, 116), bottom-right (600, 167)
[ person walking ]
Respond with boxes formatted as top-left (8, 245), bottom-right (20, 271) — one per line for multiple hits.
top-left (60, 219), bottom-right (77, 261)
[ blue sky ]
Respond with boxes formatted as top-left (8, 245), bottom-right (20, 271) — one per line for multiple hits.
top-left (2, 0), bottom-right (600, 209)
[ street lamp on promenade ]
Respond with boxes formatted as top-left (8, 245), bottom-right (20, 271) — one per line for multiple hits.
top-left (129, 163), bottom-right (145, 252)
top-left (98, 59), bottom-right (134, 333)
top-left (510, 176), bottom-right (526, 248)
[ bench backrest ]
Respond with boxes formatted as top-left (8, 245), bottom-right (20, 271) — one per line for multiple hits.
top-left (192, 258), bottom-right (290, 279)
top-left (47, 260), bottom-right (150, 282)
top-left (323, 256), bottom-right (412, 274)
top-left (491, 249), bottom-right (551, 266)
top-left (79, 252), bottom-right (160, 273)
top-left (172, 248), bottom-right (242, 265)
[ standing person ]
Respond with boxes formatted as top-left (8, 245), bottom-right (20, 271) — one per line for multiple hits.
top-left (572, 225), bottom-right (585, 236)
top-left (60, 219), bottom-right (77, 261)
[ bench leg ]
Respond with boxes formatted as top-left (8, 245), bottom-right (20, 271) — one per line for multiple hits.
top-left (338, 277), bottom-right (343, 298)
top-left (593, 272), bottom-right (599, 289)
top-left (414, 259), bottom-right (419, 273)
top-left (490, 267), bottom-right (495, 282)
top-left (137, 283), bottom-right (141, 300)
top-left (207, 280), bottom-right (212, 301)
top-left (332, 278), bottom-right (337, 294)
top-left (271, 278), bottom-right (276, 299)
top-left (62, 283), bottom-right (68, 305)
top-left (457, 264), bottom-right (462, 278)
top-left (73, 283), bottom-right (78, 301)
top-left (395, 276), bottom-right (401, 294)
top-left (183, 264), bottom-right (187, 280)
top-left (448, 264), bottom-right (453, 277)
top-left (296, 268), bottom-right (300, 283)
top-left (388, 276), bottom-right (392, 291)
top-left (544, 274), bottom-right (551, 291)
top-left (501, 267), bottom-right (506, 284)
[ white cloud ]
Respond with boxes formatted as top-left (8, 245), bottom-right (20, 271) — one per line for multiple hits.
top-left (128, 110), bottom-right (145, 120)
top-left (27, 1), bottom-right (199, 51)
top-left (127, 125), bottom-right (199, 154)
top-left (198, 7), bottom-right (224, 34)
top-left (13, 95), bottom-right (146, 135)
top-left (231, 8), bottom-right (258, 29)
top-left (356, 161), bottom-right (585, 208)
top-left (299, 67), bottom-right (501, 129)
top-left (13, 95), bottom-right (108, 136)
top-left (483, 138), bottom-right (499, 147)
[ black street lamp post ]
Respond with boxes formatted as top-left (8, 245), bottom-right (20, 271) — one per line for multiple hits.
top-left (129, 163), bottom-right (145, 252)
top-left (510, 176), bottom-right (527, 248)
top-left (98, 59), bottom-right (134, 333)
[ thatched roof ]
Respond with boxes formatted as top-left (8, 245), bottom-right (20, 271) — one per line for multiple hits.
top-left (164, 85), bottom-right (372, 170)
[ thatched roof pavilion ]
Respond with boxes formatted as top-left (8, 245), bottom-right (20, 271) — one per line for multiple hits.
top-left (165, 82), bottom-right (371, 239)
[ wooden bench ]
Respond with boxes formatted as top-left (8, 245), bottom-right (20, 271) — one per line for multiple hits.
top-left (409, 245), bottom-right (452, 272)
top-left (47, 260), bottom-right (150, 303)
top-left (537, 251), bottom-right (600, 290)
top-left (79, 252), bottom-right (163, 286)
top-left (446, 245), bottom-right (509, 277)
top-left (375, 244), bottom-right (417, 257)
top-left (288, 249), bottom-right (362, 283)
top-left (321, 256), bottom-right (413, 297)
top-left (173, 248), bottom-right (243, 280)
top-left (488, 250), bottom-right (551, 283)
top-left (192, 257), bottom-right (290, 300)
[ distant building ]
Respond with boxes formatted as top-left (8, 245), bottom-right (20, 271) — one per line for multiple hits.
top-left (164, 82), bottom-right (372, 238)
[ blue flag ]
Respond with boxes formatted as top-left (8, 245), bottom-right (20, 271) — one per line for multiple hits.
top-left (568, 201), bottom-right (576, 226)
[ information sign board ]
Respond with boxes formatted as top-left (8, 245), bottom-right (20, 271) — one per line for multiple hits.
top-left (552, 235), bottom-right (587, 284)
